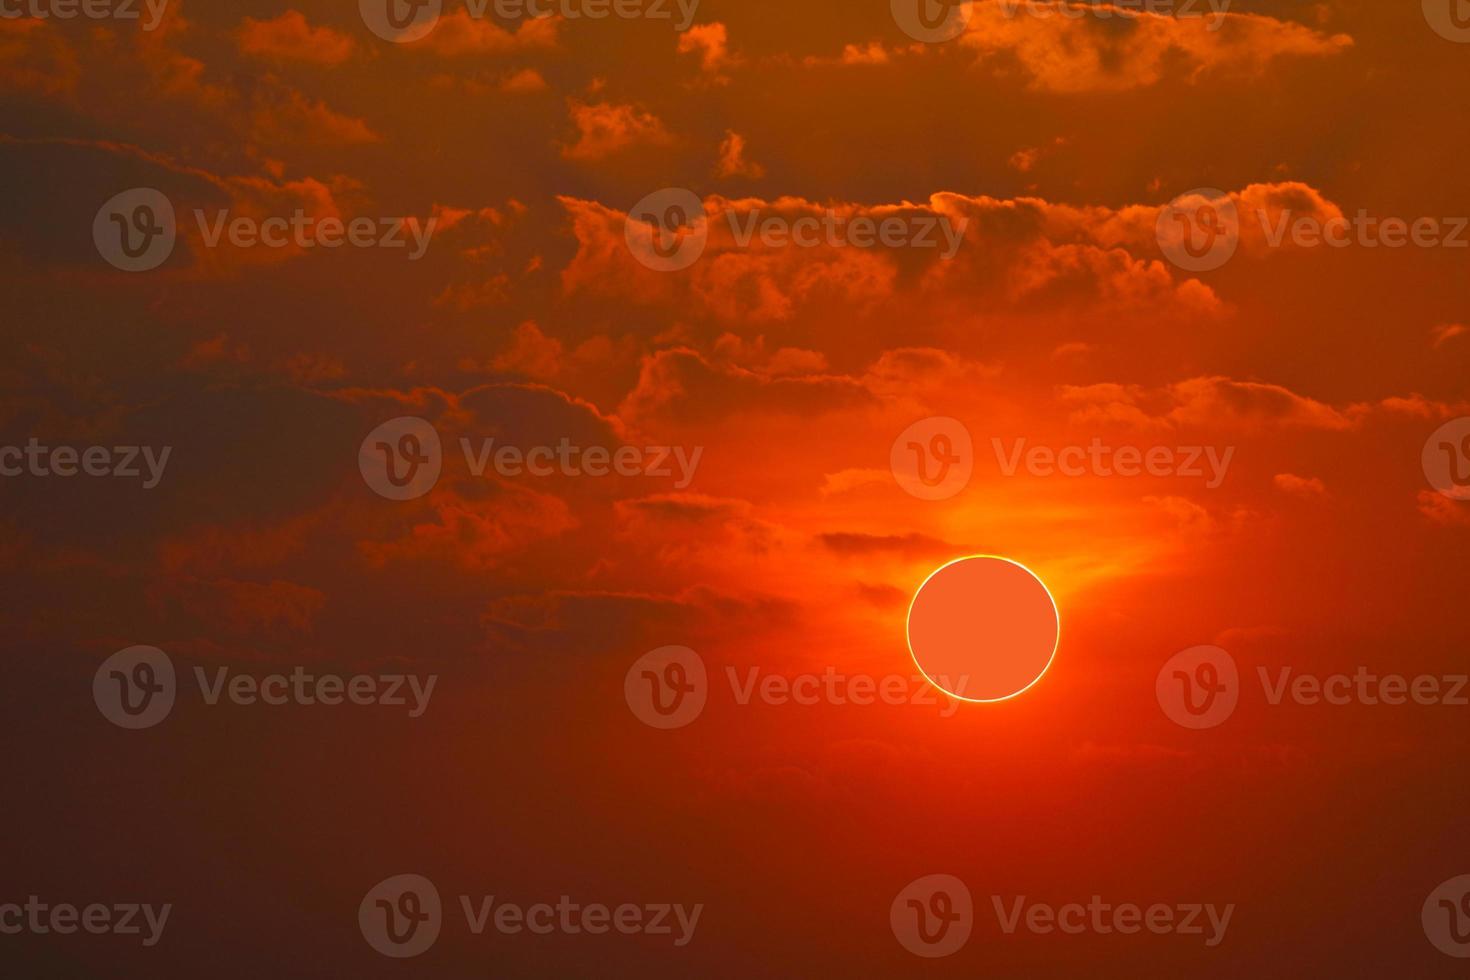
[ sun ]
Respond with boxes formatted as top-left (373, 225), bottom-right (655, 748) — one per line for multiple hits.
top-left (905, 555), bottom-right (1060, 703)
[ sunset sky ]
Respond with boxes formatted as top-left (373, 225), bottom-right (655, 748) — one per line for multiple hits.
top-left (2, 0), bottom-right (1469, 975)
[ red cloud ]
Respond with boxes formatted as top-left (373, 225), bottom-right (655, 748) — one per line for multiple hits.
top-left (237, 12), bottom-right (356, 65)
top-left (561, 100), bottom-right (673, 160)
top-left (415, 11), bottom-right (557, 55)
top-left (955, 3), bottom-right (1352, 92)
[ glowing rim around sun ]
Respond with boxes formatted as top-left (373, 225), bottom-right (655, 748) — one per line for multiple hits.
top-left (905, 554), bottom-right (1061, 704)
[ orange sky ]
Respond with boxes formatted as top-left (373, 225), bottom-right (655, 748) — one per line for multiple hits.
top-left (2, 0), bottom-right (1469, 975)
